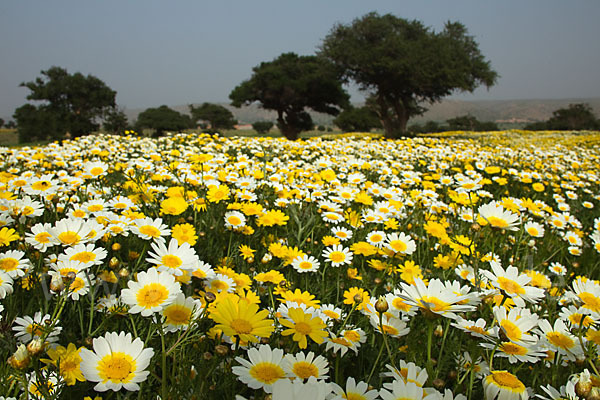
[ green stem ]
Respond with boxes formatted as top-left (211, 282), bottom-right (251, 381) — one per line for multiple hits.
top-left (366, 340), bottom-right (386, 385)
top-left (379, 312), bottom-right (396, 370)
top-left (434, 319), bottom-right (451, 380)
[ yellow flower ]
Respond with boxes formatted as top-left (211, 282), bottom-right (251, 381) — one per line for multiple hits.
top-left (343, 287), bottom-right (370, 310)
top-left (280, 307), bottom-right (327, 349)
top-left (210, 295), bottom-right (274, 343)
top-left (254, 270), bottom-right (286, 285)
top-left (171, 223), bottom-right (198, 246)
top-left (350, 241), bottom-right (377, 257)
top-left (206, 184), bottom-right (230, 203)
top-left (279, 289), bottom-right (320, 308)
top-left (160, 196), bottom-right (188, 215)
top-left (238, 244), bottom-right (256, 261)
top-left (257, 210), bottom-right (289, 227)
top-left (321, 235), bottom-right (340, 246)
top-left (347, 268), bottom-right (362, 280)
top-left (396, 260), bottom-right (422, 284)
top-left (0, 227), bottom-right (19, 246)
top-left (43, 343), bottom-right (85, 386)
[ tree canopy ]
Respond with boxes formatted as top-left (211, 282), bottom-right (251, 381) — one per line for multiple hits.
top-left (230, 52), bottom-right (350, 140)
top-left (15, 66), bottom-right (117, 141)
top-left (333, 105), bottom-right (381, 132)
top-left (134, 105), bottom-right (193, 137)
top-left (189, 103), bottom-right (237, 131)
top-left (320, 12), bottom-right (498, 138)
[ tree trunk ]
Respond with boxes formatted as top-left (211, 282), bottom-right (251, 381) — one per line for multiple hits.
top-left (375, 95), bottom-right (413, 139)
top-left (277, 111), bottom-right (299, 140)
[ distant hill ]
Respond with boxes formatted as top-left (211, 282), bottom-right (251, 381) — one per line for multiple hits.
top-left (123, 98), bottom-right (600, 127)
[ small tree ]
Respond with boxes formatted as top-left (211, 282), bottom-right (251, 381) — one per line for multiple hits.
top-left (547, 103), bottom-right (599, 130)
top-left (19, 66), bottom-right (117, 138)
top-left (320, 12), bottom-right (498, 138)
top-left (0, 118), bottom-right (4, 129)
top-left (134, 105), bottom-right (192, 137)
top-left (230, 52), bottom-right (349, 140)
top-left (103, 107), bottom-right (129, 134)
top-left (189, 103), bottom-right (237, 131)
top-left (334, 105), bottom-right (382, 132)
top-left (252, 121), bottom-right (274, 134)
top-left (13, 104), bottom-right (58, 143)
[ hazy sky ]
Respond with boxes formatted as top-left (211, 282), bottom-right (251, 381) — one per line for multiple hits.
top-left (1, 1), bottom-right (599, 121)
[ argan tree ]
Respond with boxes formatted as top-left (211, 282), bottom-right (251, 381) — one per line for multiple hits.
top-left (320, 12), bottom-right (498, 138)
top-left (16, 66), bottom-right (117, 140)
top-left (230, 52), bottom-right (349, 140)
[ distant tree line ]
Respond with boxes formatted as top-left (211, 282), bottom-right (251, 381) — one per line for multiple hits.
top-left (524, 103), bottom-right (599, 131)
top-left (13, 13), bottom-right (597, 142)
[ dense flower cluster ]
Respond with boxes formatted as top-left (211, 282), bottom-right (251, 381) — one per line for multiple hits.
top-left (0, 130), bottom-right (599, 399)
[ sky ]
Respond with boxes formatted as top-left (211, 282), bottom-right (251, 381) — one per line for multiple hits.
top-left (1, 0), bottom-right (599, 121)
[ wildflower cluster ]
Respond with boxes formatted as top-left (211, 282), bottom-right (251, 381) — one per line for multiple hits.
top-left (0, 130), bottom-right (599, 399)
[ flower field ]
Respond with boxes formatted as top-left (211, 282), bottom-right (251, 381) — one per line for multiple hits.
top-left (1, 130), bottom-right (600, 399)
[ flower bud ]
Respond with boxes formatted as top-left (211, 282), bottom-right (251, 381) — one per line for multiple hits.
top-left (375, 296), bottom-right (389, 314)
top-left (50, 275), bottom-right (64, 292)
top-left (27, 338), bottom-right (46, 356)
top-left (109, 257), bottom-right (120, 269)
top-left (575, 370), bottom-right (592, 397)
top-left (8, 344), bottom-right (30, 369)
top-left (588, 387), bottom-right (600, 400)
top-left (432, 378), bottom-right (445, 390)
top-left (215, 345), bottom-right (229, 356)
top-left (204, 292), bottom-right (216, 303)
top-left (353, 294), bottom-right (363, 304)
top-left (112, 243), bottom-right (121, 251)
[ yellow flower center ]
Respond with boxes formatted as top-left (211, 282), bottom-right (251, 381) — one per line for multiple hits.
top-left (486, 216), bottom-right (508, 228)
top-left (90, 167), bottom-right (104, 176)
top-left (569, 313), bottom-right (594, 327)
top-left (113, 202), bottom-right (127, 209)
top-left (26, 323), bottom-right (44, 337)
top-left (298, 261), bottom-right (313, 270)
top-left (579, 292), bottom-right (600, 313)
top-left (249, 362), bottom-right (285, 384)
top-left (547, 332), bottom-right (574, 349)
top-left (331, 337), bottom-right (351, 346)
top-left (343, 330), bottom-right (360, 342)
top-left (163, 304), bottom-right (192, 325)
top-left (488, 371), bottom-right (525, 391)
top-left (58, 231), bottom-right (81, 246)
top-left (500, 320), bottom-right (522, 341)
top-left (295, 322), bottom-right (312, 335)
top-left (139, 225), bottom-right (161, 238)
top-left (69, 277), bottom-right (85, 292)
top-left (370, 234), bottom-right (383, 242)
top-left (497, 277), bottom-right (525, 295)
top-left (381, 325), bottom-right (399, 335)
top-left (161, 255), bottom-right (182, 269)
top-left (0, 258), bottom-right (19, 271)
top-left (88, 204), bottom-right (104, 212)
top-left (35, 232), bottom-right (51, 243)
top-left (418, 296), bottom-right (450, 312)
top-left (344, 393), bottom-right (368, 400)
top-left (467, 325), bottom-right (488, 335)
top-left (292, 361), bottom-right (318, 379)
top-left (97, 352), bottom-right (135, 383)
top-left (22, 206), bottom-right (35, 216)
top-left (136, 283), bottom-right (169, 308)
top-left (72, 209), bottom-right (86, 218)
top-left (499, 342), bottom-right (528, 355)
top-left (389, 240), bottom-right (407, 253)
top-left (227, 216), bottom-right (242, 226)
top-left (230, 318), bottom-right (253, 335)
top-left (71, 252), bottom-right (96, 264)
top-left (329, 251), bottom-right (346, 263)
top-left (31, 181), bottom-right (51, 191)
top-left (322, 310), bottom-right (340, 319)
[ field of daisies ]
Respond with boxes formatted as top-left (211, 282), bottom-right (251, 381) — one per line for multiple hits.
top-left (0, 130), bottom-right (599, 399)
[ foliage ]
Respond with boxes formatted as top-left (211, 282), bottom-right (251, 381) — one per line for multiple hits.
top-left (2, 131), bottom-right (600, 398)
top-left (320, 12), bottom-right (498, 138)
top-left (0, 118), bottom-right (4, 128)
top-left (102, 107), bottom-right (129, 134)
top-left (13, 103), bottom-right (58, 143)
top-left (230, 52), bottom-right (350, 140)
top-left (251, 120), bottom-right (274, 134)
top-left (17, 66), bottom-right (116, 141)
top-left (134, 105), bottom-right (193, 137)
top-left (525, 103), bottom-right (599, 131)
top-left (189, 103), bottom-right (237, 131)
top-left (333, 105), bottom-right (382, 132)
top-left (446, 115), bottom-right (499, 131)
